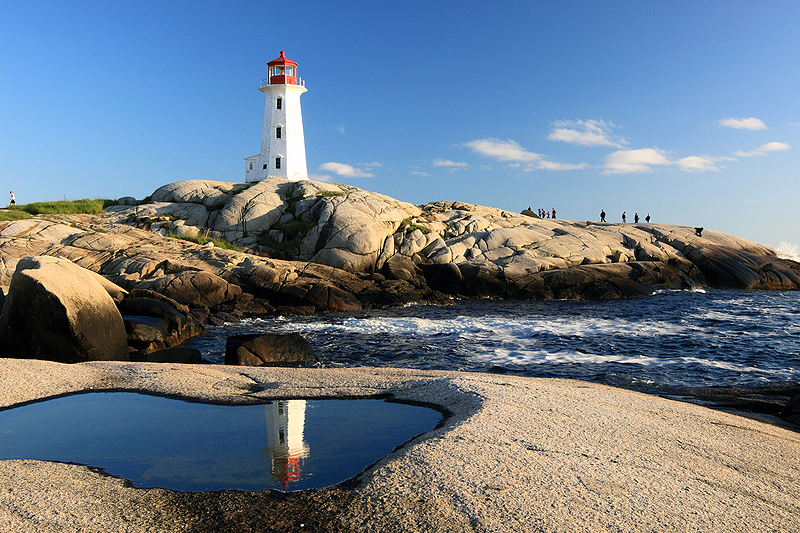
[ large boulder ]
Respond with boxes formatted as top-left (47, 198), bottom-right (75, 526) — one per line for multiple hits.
top-left (117, 289), bottom-right (205, 352)
top-left (225, 333), bottom-right (319, 366)
top-left (0, 256), bottom-right (129, 363)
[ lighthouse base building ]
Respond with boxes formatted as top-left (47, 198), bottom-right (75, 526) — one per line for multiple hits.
top-left (245, 51), bottom-right (309, 182)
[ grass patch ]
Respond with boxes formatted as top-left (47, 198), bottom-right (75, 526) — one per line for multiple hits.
top-left (316, 191), bottom-right (344, 198)
top-left (0, 210), bottom-right (33, 221)
top-left (258, 220), bottom-right (315, 254)
top-left (398, 217), bottom-right (431, 234)
top-left (169, 233), bottom-right (243, 252)
top-left (11, 198), bottom-right (117, 215)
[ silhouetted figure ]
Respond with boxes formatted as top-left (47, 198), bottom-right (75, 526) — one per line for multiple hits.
top-left (600, 209), bottom-right (606, 222)
top-left (645, 214), bottom-right (651, 223)
top-left (622, 211), bottom-right (626, 223)
top-left (634, 213), bottom-right (639, 223)
top-left (551, 208), bottom-right (556, 219)
top-left (695, 227), bottom-right (704, 237)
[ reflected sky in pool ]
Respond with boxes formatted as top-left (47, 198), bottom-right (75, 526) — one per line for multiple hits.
top-left (0, 392), bottom-right (442, 492)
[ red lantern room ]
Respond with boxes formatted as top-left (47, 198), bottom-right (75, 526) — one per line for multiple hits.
top-left (267, 50), bottom-right (299, 85)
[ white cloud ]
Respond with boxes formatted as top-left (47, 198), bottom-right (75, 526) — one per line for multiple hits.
top-left (410, 171), bottom-right (432, 176)
top-left (603, 148), bottom-right (672, 174)
top-left (675, 155), bottom-right (723, 172)
top-left (317, 162), bottom-right (374, 178)
top-left (362, 161), bottom-right (382, 168)
top-left (307, 173), bottom-right (334, 182)
top-left (334, 124), bottom-right (346, 134)
top-left (734, 141), bottom-right (790, 157)
top-left (463, 138), bottom-right (542, 162)
top-left (719, 117), bottom-right (767, 130)
top-left (531, 160), bottom-right (591, 171)
top-left (548, 119), bottom-right (626, 147)
top-left (433, 158), bottom-right (469, 168)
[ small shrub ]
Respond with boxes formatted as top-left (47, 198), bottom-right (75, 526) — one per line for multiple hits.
top-left (406, 223), bottom-right (431, 234)
top-left (169, 233), bottom-right (243, 252)
top-left (258, 220), bottom-right (315, 254)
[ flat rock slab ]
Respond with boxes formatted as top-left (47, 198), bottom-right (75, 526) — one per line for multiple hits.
top-left (0, 359), bottom-right (798, 532)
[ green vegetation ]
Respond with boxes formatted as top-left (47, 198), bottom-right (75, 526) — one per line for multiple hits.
top-left (169, 233), bottom-right (243, 252)
top-left (0, 210), bottom-right (32, 221)
top-left (10, 198), bottom-right (117, 215)
top-left (258, 220), bottom-right (315, 254)
top-left (316, 191), bottom-right (344, 198)
top-left (398, 217), bottom-right (431, 234)
top-left (407, 224), bottom-right (431, 234)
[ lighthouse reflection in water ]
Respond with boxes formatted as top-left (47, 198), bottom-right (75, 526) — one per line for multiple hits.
top-left (0, 392), bottom-right (443, 492)
top-left (263, 400), bottom-right (310, 488)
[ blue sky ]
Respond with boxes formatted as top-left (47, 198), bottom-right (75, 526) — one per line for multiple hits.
top-left (1, 1), bottom-right (798, 252)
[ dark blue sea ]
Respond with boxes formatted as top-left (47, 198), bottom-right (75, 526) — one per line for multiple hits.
top-left (189, 289), bottom-right (800, 399)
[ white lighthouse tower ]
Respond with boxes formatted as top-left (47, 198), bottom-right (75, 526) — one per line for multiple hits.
top-left (245, 51), bottom-right (309, 182)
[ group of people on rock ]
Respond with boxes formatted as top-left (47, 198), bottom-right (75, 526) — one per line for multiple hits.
top-left (529, 207), bottom-right (556, 219)
top-left (600, 209), bottom-right (650, 224)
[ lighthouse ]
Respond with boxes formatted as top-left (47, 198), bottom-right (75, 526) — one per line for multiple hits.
top-left (245, 51), bottom-right (309, 182)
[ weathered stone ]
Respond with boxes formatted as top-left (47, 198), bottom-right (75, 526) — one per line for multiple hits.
top-left (117, 295), bottom-right (204, 347)
top-left (0, 256), bottom-right (128, 363)
top-left (781, 394), bottom-right (800, 425)
top-left (129, 346), bottom-right (203, 364)
top-left (225, 333), bottom-right (318, 366)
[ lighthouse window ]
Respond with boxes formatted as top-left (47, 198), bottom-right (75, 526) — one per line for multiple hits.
top-left (276, 126), bottom-right (282, 139)
top-left (275, 157), bottom-right (281, 169)
top-left (276, 97), bottom-right (282, 110)
top-left (249, 162), bottom-right (253, 170)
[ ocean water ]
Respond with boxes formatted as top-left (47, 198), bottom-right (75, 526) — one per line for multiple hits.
top-left (188, 289), bottom-right (800, 397)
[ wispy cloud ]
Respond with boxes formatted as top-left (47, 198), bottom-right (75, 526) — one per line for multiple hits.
top-left (410, 171), bottom-right (432, 176)
top-left (530, 161), bottom-right (591, 171)
top-left (675, 155), bottom-right (727, 172)
top-left (734, 141), bottom-right (790, 157)
top-left (317, 162), bottom-right (374, 178)
top-left (719, 117), bottom-right (767, 130)
top-left (604, 148), bottom-right (737, 174)
top-left (462, 138), bottom-right (542, 162)
top-left (433, 158), bottom-right (469, 169)
top-left (334, 124), bottom-right (346, 134)
top-left (548, 119), bottom-right (627, 147)
top-left (603, 148), bottom-right (672, 174)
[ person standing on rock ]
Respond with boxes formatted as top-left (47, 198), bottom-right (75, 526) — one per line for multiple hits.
top-left (634, 213), bottom-right (639, 223)
top-left (622, 211), bottom-right (626, 223)
top-left (552, 208), bottom-right (556, 219)
top-left (645, 213), bottom-right (651, 223)
top-left (600, 209), bottom-right (606, 222)
top-left (9, 191), bottom-right (15, 206)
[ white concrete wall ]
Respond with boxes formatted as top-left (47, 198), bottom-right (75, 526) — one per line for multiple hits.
top-left (252, 84), bottom-right (308, 182)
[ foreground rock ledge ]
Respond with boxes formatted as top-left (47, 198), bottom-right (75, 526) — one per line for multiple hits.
top-left (1, 360), bottom-right (798, 533)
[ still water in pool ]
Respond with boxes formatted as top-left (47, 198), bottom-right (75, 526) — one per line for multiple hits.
top-left (0, 392), bottom-right (442, 492)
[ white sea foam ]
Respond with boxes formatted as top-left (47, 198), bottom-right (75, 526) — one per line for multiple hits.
top-left (472, 348), bottom-right (661, 366)
top-left (279, 314), bottom-right (687, 340)
top-left (777, 241), bottom-right (800, 262)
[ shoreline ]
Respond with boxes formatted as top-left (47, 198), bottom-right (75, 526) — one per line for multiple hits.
top-left (1, 359), bottom-right (799, 532)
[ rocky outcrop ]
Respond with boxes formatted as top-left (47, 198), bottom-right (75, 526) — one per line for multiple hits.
top-left (225, 333), bottom-right (319, 366)
top-left (0, 180), bottom-right (797, 323)
top-left (0, 256), bottom-right (129, 363)
top-left (101, 180), bottom-right (799, 303)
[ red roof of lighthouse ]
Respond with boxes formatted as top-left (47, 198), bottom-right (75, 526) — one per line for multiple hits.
top-left (268, 50), bottom-right (298, 68)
